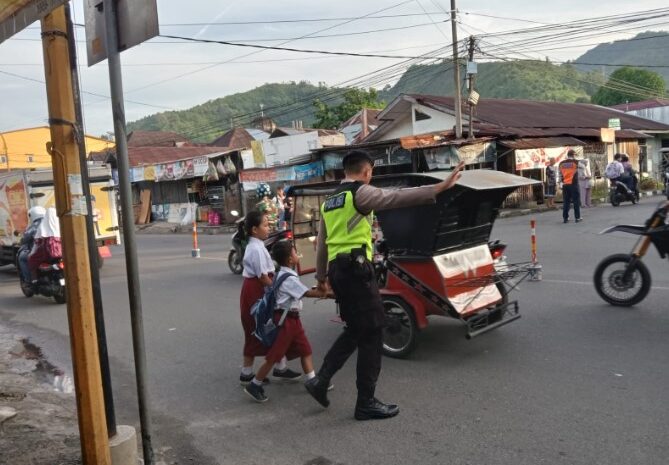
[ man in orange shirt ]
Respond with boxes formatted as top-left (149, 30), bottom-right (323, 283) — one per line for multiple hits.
top-left (558, 149), bottom-right (582, 223)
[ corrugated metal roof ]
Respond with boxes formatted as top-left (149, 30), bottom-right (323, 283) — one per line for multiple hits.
top-left (499, 137), bottom-right (585, 149)
top-left (127, 130), bottom-right (191, 147)
top-left (611, 98), bottom-right (669, 112)
top-left (128, 146), bottom-right (233, 167)
top-left (405, 94), bottom-right (669, 131)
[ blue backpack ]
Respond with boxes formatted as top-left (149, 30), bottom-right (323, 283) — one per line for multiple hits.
top-left (251, 272), bottom-right (292, 347)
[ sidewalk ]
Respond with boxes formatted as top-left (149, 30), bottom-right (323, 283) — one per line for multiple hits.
top-left (0, 323), bottom-right (80, 465)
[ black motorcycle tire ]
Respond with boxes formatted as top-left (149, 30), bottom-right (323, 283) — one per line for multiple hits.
top-left (54, 287), bottom-right (67, 304)
top-left (610, 192), bottom-right (620, 207)
top-left (228, 249), bottom-right (243, 275)
top-left (20, 279), bottom-right (34, 298)
top-left (593, 254), bottom-right (651, 307)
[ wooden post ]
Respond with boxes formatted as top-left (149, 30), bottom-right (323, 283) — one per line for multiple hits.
top-left (40, 6), bottom-right (111, 465)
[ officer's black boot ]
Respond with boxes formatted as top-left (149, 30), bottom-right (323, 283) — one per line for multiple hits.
top-left (305, 375), bottom-right (330, 408)
top-left (354, 398), bottom-right (400, 421)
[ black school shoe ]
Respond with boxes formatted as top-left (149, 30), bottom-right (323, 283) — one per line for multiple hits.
top-left (272, 367), bottom-right (302, 381)
top-left (239, 373), bottom-right (269, 385)
top-left (244, 382), bottom-right (268, 403)
top-left (304, 376), bottom-right (330, 407)
top-left (354, 398), bottom-right (400, 421)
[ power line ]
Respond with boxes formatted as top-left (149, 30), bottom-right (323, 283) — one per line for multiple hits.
top-left (124, 0), bottom-right (416, 94)
top-left (157, 34), bottom-right (449, 59)
top-left (0, 69), bottom-right (174, 110)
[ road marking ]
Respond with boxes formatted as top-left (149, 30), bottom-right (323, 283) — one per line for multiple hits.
top-left (543, 278), bottom-right (669, 291)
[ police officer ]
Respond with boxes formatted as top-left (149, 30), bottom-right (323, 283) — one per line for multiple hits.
top-left (305, 150), bottom-right (464, 420)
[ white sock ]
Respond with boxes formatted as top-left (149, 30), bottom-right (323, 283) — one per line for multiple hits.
top-left (241, 366), bottom-right (254, 376)
top-left (251, 377), bottom-right (263, 386)
top-left (274, 357), bottom-right (287, 371)
top-left (305, 371), bottom-right (315, 380)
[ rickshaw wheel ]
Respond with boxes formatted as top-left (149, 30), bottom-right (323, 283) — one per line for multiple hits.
top-left (382, 296), bottom-right (417, 359)
top-left (488, 281), bottom-right (509, 323)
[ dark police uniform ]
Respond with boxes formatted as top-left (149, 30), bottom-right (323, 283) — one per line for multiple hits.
top-left (311, 174), bottom-right (437, 416)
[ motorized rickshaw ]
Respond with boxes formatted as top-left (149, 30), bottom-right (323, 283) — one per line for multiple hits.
top-left (287, 169), bottom-right (538, 358)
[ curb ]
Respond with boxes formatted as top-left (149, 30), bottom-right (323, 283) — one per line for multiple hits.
top-left (498, 191), bottom-right (666, 219)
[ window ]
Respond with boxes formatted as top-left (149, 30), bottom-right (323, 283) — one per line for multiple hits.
top-left (0, 155), bottom-right (6, 164)
top-left (414, 109), bottom-right (431, 121)
top-left (26, 154), bottom-right (34, 163)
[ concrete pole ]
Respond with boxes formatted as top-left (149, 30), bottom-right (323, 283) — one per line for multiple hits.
top-left (40, 6), bottom-right (111, 465)
top-left (450, 0), bottom-right (463, 139)
top-left (102, 0), bottom-right (154, 464)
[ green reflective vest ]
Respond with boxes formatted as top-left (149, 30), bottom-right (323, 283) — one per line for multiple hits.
top-left (321, 184), bottom-right (373, 262)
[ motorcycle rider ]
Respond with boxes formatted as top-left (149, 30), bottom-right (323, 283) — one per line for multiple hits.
top-left (17, 206), bottom-right (46, 283)
top-left (620, 154), bottom-right (638, 195)
top-left (605, 153), bottom-right (632, 193)
top-left (28, 207), bottom-right (62, 281)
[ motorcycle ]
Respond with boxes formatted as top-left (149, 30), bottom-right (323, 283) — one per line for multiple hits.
top-left (593, 201), bottom-right (669, 306)
top-left (664, 166), bottom-right (669, 199)
top-left (228, 211), bottom-right (293, 274)
top-left (609, 178), bottom-right (639, 207)
top-left (19, 257), bottom-right (67, 304)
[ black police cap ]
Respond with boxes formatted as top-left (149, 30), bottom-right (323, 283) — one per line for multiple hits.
top-left (342, 150), bottom-right (374, 169)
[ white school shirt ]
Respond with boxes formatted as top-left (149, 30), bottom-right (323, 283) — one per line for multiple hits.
top-left (242, 236), bottom-right (275, 279)
top-left (275, 267), bottom-right (309, 312)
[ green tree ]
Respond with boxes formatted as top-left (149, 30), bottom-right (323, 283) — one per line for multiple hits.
top-left (313, 88), bottom-right (385, 129)
top-left (591, 66), bottom-right (666, 106)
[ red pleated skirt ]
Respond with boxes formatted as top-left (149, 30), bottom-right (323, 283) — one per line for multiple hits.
top-left (240, 277), bottom-right (268, 357)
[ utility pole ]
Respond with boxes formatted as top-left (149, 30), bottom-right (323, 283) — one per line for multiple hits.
top-left (467, 35), bottom-right (477, 140)
top-left (65, 5), bottom-right (117, 438)
top-left (40, 6), bottom-right (111, 465)
top-left (103, 0), bottom-right (154, 463)
top-left (450, 0), bottom-right (463, 139)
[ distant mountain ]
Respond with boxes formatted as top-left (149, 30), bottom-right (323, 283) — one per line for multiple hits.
top-left (127, 81), bottom-right (341, 143)
top-left (572, 31), bottom-right (669, 84)
top-left (380, 60), bottom-right (603, 103)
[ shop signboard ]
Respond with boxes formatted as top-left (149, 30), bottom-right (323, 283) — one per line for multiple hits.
top-left (515, 145), bottom-right (584, 171)
top-left (193, 156), bottom-right (209, 177)
top-left (0, 0), bottom-right (67, 45)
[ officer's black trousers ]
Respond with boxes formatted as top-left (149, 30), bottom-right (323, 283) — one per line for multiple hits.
top-left (319, 257), bottom-right (385, 401)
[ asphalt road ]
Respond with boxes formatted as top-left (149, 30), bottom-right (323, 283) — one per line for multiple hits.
top-left (1, 199), bottom-right (668, 465)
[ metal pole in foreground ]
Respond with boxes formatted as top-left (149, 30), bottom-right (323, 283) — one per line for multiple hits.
top-left (64, 3), bottom-right (117, 438)
top-left (103, 1), bottom-right (153, 463)
top-left (528, 219), bottom-right (543, 281)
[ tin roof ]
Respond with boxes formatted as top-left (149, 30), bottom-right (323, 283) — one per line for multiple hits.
top-left (610, 98), bottom-right (669, 112)
top-left (498, 137), bottom-right (586, 150)
top-left (127, 130), bottom-right (192, 147)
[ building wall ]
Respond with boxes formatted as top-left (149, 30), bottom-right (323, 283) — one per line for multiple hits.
top-left (627, 107), bottom-right (669, 125)
top-left (0, 127), bottom-right (114, 170)
top-left (412, 103), bottom-right (456, 135)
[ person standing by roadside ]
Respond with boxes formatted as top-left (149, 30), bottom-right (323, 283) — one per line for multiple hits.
top-left (578, 157), bottom-right (593, 208)
top-left (558, 149), bottom-right (582, 223)
top-left (544, 157), bottom-right (557, 209)
top-left (304, 150), bottom-right (464, 420)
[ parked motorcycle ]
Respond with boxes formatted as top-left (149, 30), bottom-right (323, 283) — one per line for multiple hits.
top-left (609, 179), bottom-right (639, 207)
top-left (19, 258), bottom-right (66, 304)
top-left (228, 211), bottom-right (293, 274)
top-left (593, 201), bottom-right (669, 306)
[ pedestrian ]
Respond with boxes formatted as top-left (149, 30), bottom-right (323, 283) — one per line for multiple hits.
top-left (544, 157), bottom-right (557, 209)
top-left (558, 149), bottom-right (582, 223)
top-left (305, 150), bottom-right (464, 420)
top-left (578, 157), bottom-right (593, 208)
top-left (244, 240), bottom-right (328, 403)
top-left (239, 211), bottom-right (301, 385)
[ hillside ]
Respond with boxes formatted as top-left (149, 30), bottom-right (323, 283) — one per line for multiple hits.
top-left (127, 81), bottom-right (339, 142)
top-left (572, 31), bottom-right (669, 83)
top-left (379, 60), bottom-right (603, 103)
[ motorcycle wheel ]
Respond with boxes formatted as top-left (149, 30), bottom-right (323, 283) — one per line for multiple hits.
top-left (610, 192), bottom-right (620, 207)
top-left (54, 287), bottom-right (67, 304)
top-left (593, 254), bottom-right (651, 307)
top-left (20, 280), bottom-right (34, 298)
top-left (228, 249), bottom-right (243, 275)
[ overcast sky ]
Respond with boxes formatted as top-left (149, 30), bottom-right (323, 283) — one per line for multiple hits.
top-left (1, 0), bottom-right (667, 136)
